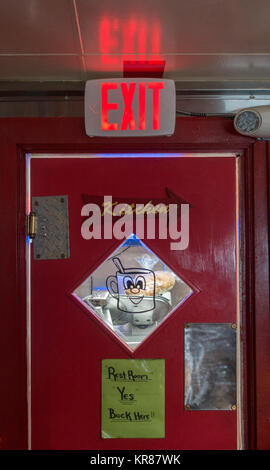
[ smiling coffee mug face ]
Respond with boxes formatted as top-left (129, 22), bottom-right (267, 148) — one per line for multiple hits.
top-left (115, 268), bottom-right (156, 314)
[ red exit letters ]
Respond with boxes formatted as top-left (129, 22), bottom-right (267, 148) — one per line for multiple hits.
top-left (101, 81), bottom-right (164, 131)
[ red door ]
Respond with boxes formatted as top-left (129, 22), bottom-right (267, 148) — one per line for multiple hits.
top-left (29, 152), bottom-right (239, 450)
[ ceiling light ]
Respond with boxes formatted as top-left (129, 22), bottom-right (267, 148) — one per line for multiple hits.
top-left (234, 105), bottom-right (270, 138)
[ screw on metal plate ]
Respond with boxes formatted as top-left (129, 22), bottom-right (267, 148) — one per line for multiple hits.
top-left (231, 323), bottom-right (237, 329)
top-left (231, 405), bottom-right (237, 411)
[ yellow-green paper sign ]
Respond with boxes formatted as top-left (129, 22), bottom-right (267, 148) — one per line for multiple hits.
top-left (101, 359), bottom-right (165, 439)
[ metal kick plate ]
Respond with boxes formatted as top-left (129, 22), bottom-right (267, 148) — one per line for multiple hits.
top-left (32, 195), bottom-right (70, 260)
top-left (184, 323), bottom-right (236, 410)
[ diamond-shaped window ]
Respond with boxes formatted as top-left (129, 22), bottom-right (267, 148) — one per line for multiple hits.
top-left (72, 234), bottom-right (193, 350)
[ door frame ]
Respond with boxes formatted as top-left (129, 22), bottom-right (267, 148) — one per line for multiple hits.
top-left (0, 117), bottom-right (269, 449)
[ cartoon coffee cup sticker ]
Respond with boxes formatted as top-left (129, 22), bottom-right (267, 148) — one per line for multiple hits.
top-left (106, 257), bottom-right (156, 314)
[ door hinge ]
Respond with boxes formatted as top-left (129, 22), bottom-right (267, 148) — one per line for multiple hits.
top-left (26, 211), bottom-right (37, 239)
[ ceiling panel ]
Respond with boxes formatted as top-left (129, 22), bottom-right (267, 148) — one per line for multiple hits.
top-left (77, 0), bottom-right (270, 54)
top-left (163, 54), bottom-right (270, 80)
top-left (0, 55), bottom-right (84, 80)
top-left (0, 0), bottom-right (81, 54)
top-left (0, 0), bottom-right (269, 83)
top-left (83, 54), bottom-right (270, 82)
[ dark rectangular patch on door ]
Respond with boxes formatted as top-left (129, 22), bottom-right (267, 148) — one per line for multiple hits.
top-left (32, 195), bottom-right (70, 260)
top-left (184, 323), bottom-right (236, 410)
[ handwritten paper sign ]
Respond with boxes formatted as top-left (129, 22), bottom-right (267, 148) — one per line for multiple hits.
top-left (101, 359), bottom-right (165, 438)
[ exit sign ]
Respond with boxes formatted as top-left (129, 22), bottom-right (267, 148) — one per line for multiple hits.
top-left (85, 78), bottom-right (176, 137)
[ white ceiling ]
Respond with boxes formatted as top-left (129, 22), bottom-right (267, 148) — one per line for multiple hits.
top-left (0, 0), bottom-right (270, 82)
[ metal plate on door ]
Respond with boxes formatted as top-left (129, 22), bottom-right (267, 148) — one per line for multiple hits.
top-left (184, 323), bottom-right (236, 410)
top-left (32, 195), bottom-right (70, 260)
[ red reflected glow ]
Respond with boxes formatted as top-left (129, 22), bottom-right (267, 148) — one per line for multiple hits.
top-left (99, 18), bottom-right (119, 65)
top-left (120, 82), bottom-right (136, 130)
top-left (99, 16), bottom-right (162, 67)
top-left (122, 19), bottom-right (137, 62)
top-left (138, 20), bottom-right (147, 61)
top-left (101, 82), bottom-right (118, 130)
top-left (148, 82), bottom-right (164, 130)
top-left (151, 21), bottom-right (161, 57)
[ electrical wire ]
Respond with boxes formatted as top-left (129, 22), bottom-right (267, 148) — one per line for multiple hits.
top-left (176, 110), bottom-right (236, 118)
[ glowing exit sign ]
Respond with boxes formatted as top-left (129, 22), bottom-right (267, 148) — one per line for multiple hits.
top-left (85, 78), bottom-right (175, 137)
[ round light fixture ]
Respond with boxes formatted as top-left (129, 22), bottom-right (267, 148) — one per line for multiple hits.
top-left (234, 110), bottom-right (261, 134)
top-left (233, 105), bottom-right (270, 138)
